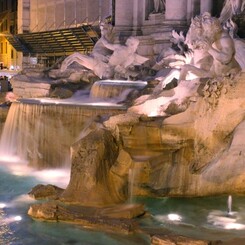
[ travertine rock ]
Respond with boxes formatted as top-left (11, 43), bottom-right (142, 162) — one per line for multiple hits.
top-left (151, 235), bottom-right (210, 245)
top-left (28, 201), bottom-right (144, 233)
top-left (28, 184), bottom-right (64, 200)
top-left (60, 126), bottom-right (120, 206)
top-left (110, 73), bottom-right (245, 197)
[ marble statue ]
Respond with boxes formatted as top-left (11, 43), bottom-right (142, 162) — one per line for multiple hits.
top-left (60, 23), bottom-right (148, 79)
top-left (60, 22), bottom-right (114, 79)
top-left (219, 0), bottom-right (245, 23)
top-left (152, 30), bottom-right (189, 70)
top-left (154, 12), bottom-right (241, 92)
top-left (100, 36), bottom-right (148, 77)
top-left (152, 0), bottom-right (165, 14)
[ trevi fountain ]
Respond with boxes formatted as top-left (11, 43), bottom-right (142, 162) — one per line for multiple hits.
top-left (1, 0), bottom-right (245, 244)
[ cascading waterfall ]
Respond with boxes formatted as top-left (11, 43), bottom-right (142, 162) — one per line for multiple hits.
top-left (0, 99), bottom-right (125, 170)
top-left (89, 80), bottom-right (147, 102)
top-left (0, 103), bottom-right (23, 159)
top-left (0, 79), bottom-right (145, 170)
top-left (0, 102), bottom-right (85, 169)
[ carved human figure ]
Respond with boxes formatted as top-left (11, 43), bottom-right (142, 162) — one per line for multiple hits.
top-left (60, 22), bottom-right (114, 79)
top-left (60, 23), bottom-right (148, 79)
top-left (154, 12), bottom-right (241, 91)
top-left (152, 0), bottom-right (165, 13)
top-left (100, 36), bottom-right (148, 76)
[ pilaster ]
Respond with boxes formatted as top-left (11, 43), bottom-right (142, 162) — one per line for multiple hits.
top-left (17, 0), bottom-right (30, 33)
top-left (200, 0), bottom-right (213, 14)
top-left (114, 0), bottom-right (143, 38)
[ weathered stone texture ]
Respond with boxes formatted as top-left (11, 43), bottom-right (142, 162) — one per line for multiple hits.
top-left (61, 126), bottom-right (120, 206)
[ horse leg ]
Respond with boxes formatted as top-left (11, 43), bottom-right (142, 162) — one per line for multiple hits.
top-left (60, 52), bottom-right (82, 72)
top-left (156, 69), bottom-right (180, 89)
top-left (179, 64), bottom-right (211, 81)
top-left (152, 69), bottom-right (180, 95)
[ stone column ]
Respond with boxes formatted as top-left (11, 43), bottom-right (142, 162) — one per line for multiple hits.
top-left (17, 0), bottom-right (30, 33)
top-left (165, 0), bottom-right (187, 20)
top-left (114, 0), bottom-right (143, 36)
top-left (134, 0), bottom-right (144, 26)
top-left (114, 0), bottom-right (134, 27)
top-left (200, 0), bottom-right (213, 14)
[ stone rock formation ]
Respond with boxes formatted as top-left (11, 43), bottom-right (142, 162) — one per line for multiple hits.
top-left (14, 7), bottom-right (245, 243)
top-left (36, 73), bottom-right (245, 201)
top-left (28, 201), bottom-right (144, 233)
top-left (28, 184), bottom-right (64, 200)
top-left (10, 66), bottom-right (96, 99)
top-left (107, 73), bottom-right (245, 197)
top-left (60, 124), bottom-right (120, 206)
top-left (27, 121), bottom-right (146, 232)
top-left (151, 234), bottom-right (210, 245)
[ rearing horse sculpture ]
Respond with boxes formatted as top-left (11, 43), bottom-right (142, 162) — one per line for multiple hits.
top-left (219, 0), bottom-right (245, 23)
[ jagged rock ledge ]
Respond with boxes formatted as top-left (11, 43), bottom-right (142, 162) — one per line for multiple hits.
top-left (28, 200), bottom-right (144, 234)
top-left (27, 186), bottom-right (222, 244)
top-left (150, 234), bottom-right (218, 245)
top-left (27, 184), bottom-right (220, 244)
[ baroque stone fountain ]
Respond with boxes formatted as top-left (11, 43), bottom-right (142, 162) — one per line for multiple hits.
top-left (2, 2), bottom-right (245, 244)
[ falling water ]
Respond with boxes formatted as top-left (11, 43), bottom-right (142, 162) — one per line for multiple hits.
top-left (227, 195), bottom-right (232, 215)
top-left (128, 162), bottom-right (141, 203)
top-left (128, 168), bottom-right (135, 203)
top-left (0, 100), bottom-right (125, 170)
top-left (0, 80), bottom-right (145, 170)
top-left (89, 80), bottom-right (147, 102)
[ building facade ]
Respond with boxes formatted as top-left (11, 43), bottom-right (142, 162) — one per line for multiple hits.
top-left (0, 0), bottom-right (229, 69)
top-left (0, 0), bottom-right (17, 69)
top-left (19, 0), bottom-right (113, 33)
top-left (16, 0), bottom-right (113, 68)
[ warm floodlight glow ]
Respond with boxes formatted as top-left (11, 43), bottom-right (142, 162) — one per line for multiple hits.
top-left (224, 223), bottom-right (245, 230)
top-left (32, 169), bottom-right (70, 188)
top-left (148, 111), bottom-right (159, 117)
top-left (14, 216), bottom-right (22, 221)
top-left (0, 203), bottom-right (6, 208)
top-left (207, 210), bottom-right (245, 230)
top-left (3, 215), bottom-right (23, 224)
top-left (168, 213), bottom-right (182, 221)
top-left (0, 155), bottom-right (22, 163)
top-left (0, 155), bottom-right (30, 176)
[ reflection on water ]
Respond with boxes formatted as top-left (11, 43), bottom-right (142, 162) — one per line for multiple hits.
top-left (207, 210), bottom-right (245, 230)
top-left (137, 196), bottom-right (245, 242)
top-left (0, 207), bottom-right (17, 244)
top-left (0, 159), bottom-right (70, 188)
top-left (1, 163), bottom-right (245, 244)
top-left (0, 165), bottom-right (150, 245)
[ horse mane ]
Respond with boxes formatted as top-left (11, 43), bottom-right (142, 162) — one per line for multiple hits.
top-left (242, 1), bottom-right (245, 12)
top-left (219, 0), bottom-right (233, 23)
top-left (219, 0), bottom-right (245, 23)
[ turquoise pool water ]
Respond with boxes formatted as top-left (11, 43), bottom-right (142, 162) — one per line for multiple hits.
top-left (1, 164), bottom-right (245, 245)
